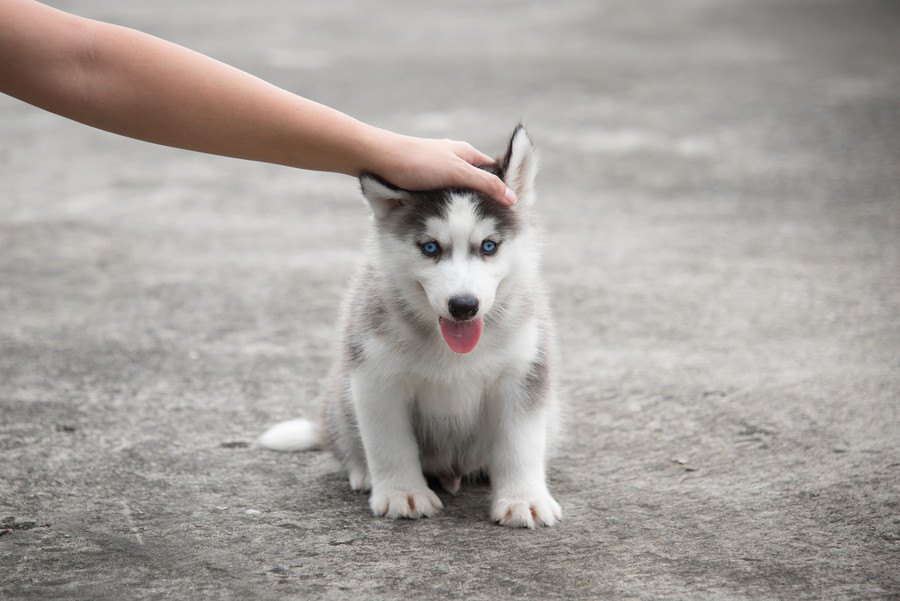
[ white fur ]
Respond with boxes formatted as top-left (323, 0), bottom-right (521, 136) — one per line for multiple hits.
top-left (257, 418), bottom-right (321, 452)
top-left (358, 177), bottom-right (411, 218)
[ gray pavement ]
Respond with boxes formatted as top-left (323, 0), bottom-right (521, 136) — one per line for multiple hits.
top-left (2, 0), bottom-right (899, 599)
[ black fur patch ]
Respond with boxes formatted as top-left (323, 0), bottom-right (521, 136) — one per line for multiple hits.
top-left (473, 193), bottom-right (521, 236)
top-left (396, 189), bottom-right (454, 238)
top-left (361, 165), bottom-right (522, 242)
top-left (390, 186), bottom-right (521, 241)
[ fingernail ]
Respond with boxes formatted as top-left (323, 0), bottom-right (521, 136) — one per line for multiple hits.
top-left (504, 187), bottom-right (517, 205)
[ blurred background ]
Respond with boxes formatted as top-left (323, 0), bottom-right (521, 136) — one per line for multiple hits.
top-left (1, 1), bottom-right (898, 598)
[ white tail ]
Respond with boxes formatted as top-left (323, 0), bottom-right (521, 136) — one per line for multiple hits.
top-left (257, 419), bottom-right (321, 452)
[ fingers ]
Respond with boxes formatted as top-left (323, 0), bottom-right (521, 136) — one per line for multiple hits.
top-left (374, 135), bottom-right (513, 204)
top-left (452, 140), bottom-right (495, 167)
top-left (449, 141), bottom-right (513, 205)
top-left (465, 163), bottom-right (516, 206)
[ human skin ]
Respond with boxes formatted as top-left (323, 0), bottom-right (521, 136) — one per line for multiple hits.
top-left (0, 0), bottom-right (516, 205)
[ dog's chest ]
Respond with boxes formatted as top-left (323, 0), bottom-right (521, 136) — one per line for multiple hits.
top-left (413, 374), bottom-right (487, 421)
top-left (411, 375), bottom-right (489, 470)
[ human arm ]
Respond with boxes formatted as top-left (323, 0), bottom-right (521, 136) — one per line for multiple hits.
top-left (0, 0), bottom-right (515, 204)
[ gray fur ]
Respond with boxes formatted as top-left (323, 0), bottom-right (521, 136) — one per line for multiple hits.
top-left (523, 356), bottom-right (552, 412)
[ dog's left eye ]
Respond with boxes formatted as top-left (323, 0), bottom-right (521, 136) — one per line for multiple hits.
top-left (480, 239), bottom-right (498, 255)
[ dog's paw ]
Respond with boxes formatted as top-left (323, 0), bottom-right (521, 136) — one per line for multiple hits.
top-left (370, 487), bottom-right (443, 519)
top-left (348, 466), bottom-right (371, 492)
top-left (491, 493), bottom-right (562, 528)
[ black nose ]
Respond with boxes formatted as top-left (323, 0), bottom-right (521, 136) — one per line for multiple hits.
top-left (448, 294), bottom-right (479, 320)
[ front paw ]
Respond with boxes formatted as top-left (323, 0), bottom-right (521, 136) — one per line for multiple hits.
top-left (491, 493), bottom-right (562, 528)
top-left (370, 486), bottom-right (443, 519)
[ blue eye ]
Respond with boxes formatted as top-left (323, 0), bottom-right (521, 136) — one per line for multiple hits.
top-left (421, 241), bottom-right (440, 257)
top-left (481, 240), bottom-right (498, 255)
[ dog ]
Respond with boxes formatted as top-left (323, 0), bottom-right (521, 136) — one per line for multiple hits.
top-left (258, 125), bottom-right (562, 528)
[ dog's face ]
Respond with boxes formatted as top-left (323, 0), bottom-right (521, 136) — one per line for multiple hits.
top-left (360, 126), bottom-right (539, 354)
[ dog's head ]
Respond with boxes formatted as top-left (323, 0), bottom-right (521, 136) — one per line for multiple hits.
top-left (359, 125), bottom-right (540, 354)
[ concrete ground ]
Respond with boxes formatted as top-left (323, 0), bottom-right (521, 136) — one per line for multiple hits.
top-left (1, 0), bottom-right (898, 599)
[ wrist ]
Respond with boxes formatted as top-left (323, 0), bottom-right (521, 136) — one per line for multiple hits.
top-left (353, 124), bottom-right (402, 178)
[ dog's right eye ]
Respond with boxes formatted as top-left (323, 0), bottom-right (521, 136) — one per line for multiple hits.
top-left (420, 241), bottom-right (441, 257)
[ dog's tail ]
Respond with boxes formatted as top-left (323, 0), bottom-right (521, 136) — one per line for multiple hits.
top-left (257, 418), bottom-right (322, 452)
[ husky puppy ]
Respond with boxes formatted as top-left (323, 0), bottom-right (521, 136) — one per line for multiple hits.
top-left (259, 125), bottom-right (561, 528)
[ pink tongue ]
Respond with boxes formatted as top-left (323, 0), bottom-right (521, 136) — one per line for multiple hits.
top-left (439, 318), bottom-right (483, 354)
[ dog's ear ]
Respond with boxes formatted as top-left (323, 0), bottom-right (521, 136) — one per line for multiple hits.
top-left (359, 173), bottom-right (411, 218)
top-left (499, 124), bottom-right (539, 207)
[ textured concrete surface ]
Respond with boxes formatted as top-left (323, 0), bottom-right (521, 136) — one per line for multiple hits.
top-left (2, 0), bottom-right (899, 599)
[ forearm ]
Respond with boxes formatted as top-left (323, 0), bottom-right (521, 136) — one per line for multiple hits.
top-left (0, 0), bottom-right (377, 175)
top-left (1, 0), bottom-right (513, 203)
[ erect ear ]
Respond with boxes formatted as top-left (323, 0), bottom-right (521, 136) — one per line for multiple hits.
top-left (359, 173), bottom-right (412, 218)
top-left (499, 124), bottom-right (539, 207)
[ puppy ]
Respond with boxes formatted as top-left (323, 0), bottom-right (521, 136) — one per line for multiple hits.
top-left (260, 125), bottom-right (562, 528)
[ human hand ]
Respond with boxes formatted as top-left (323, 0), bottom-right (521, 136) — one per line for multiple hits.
top-left (360, 129), bottom-right (517, 206)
